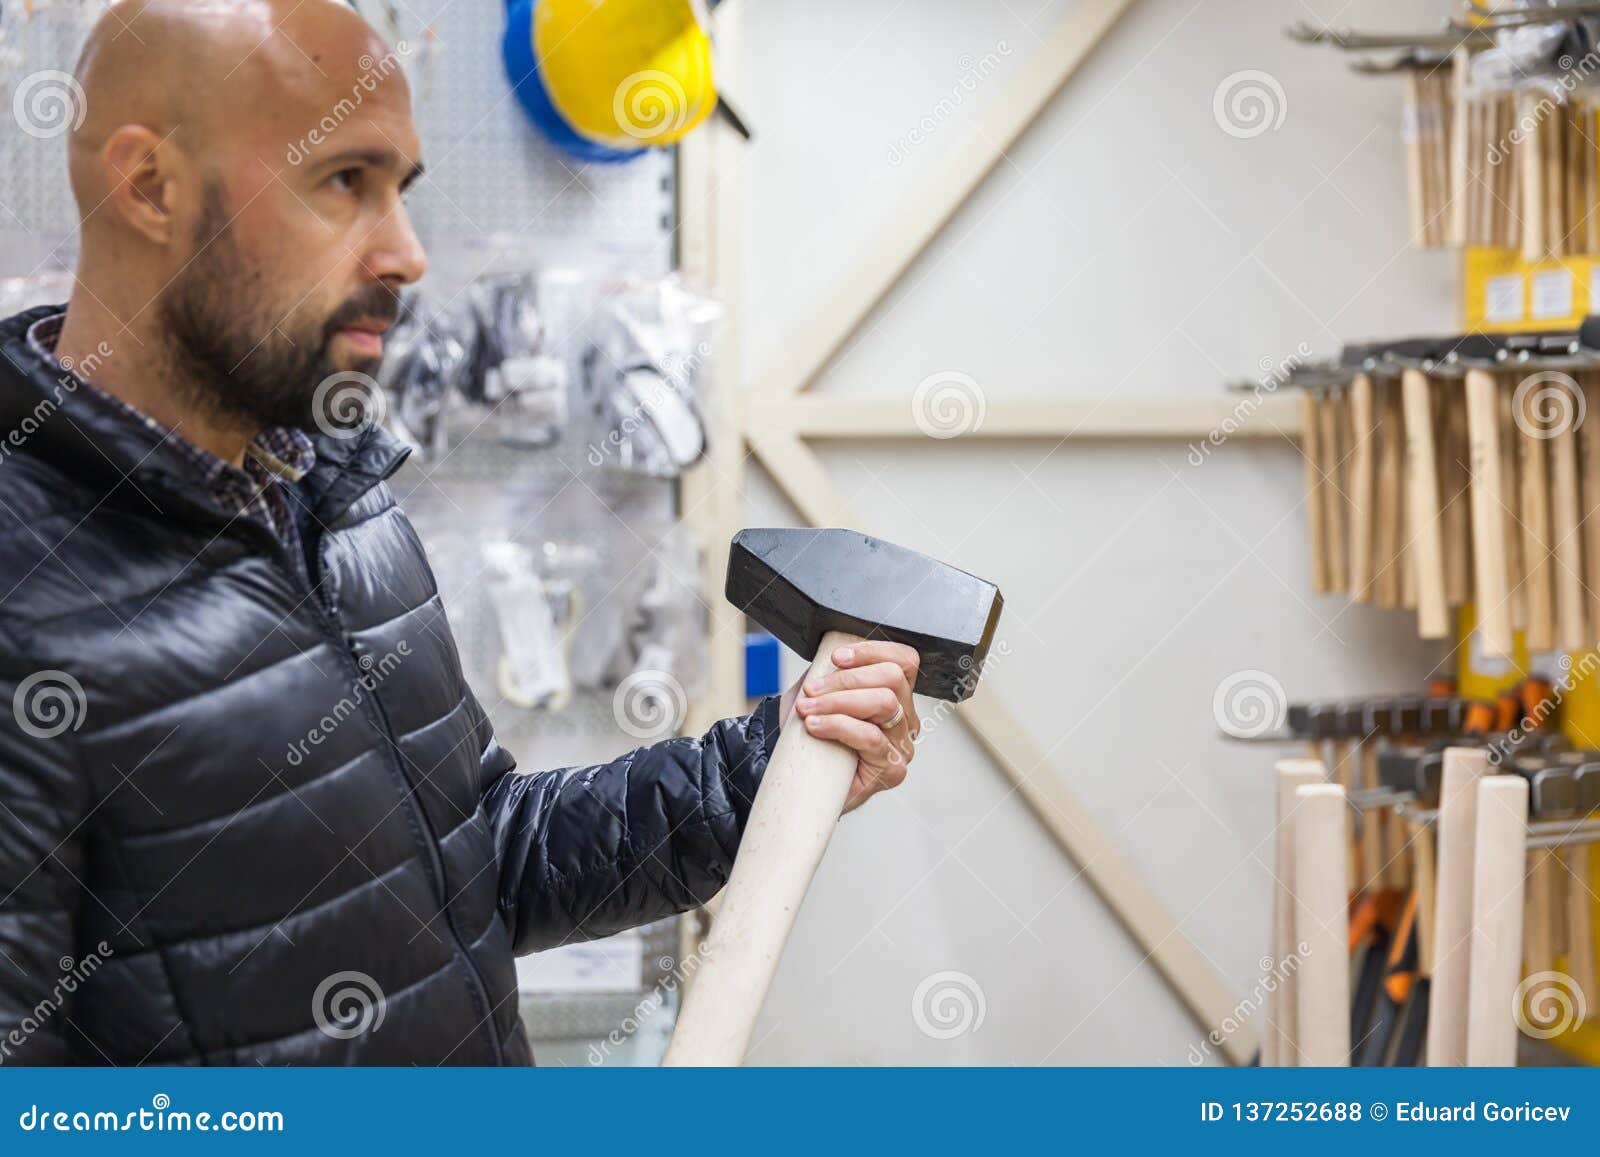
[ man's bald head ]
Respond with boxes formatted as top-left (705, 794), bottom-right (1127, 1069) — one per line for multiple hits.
top-left (63, 0), bottom-right (427, 439)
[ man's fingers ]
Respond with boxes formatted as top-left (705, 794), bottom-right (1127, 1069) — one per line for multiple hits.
top-left (801, 711), bottom-right (891, 759)
top-left (795, 686), bottom-right (901, 726)
top-left (804, 660), bottom-right (908, 699)
top-left (830, 640), bottom-right (920, 685)
top-left (804, 660), bottom-right (921, 738)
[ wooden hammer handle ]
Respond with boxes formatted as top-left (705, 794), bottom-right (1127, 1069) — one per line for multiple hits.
top-left (1401, 368), bottom-right (1450, 637)
top-left (1464, 370), bottom-right (1514, 658)
top-left (1466, 775), bottom-right (1528, 1066)
top-left (663, 629), bottom-right (862, 1065)
top-left (1428, 747), bottom-right (1489, 1066)
top-left (1293, 784), bottom-right (1351, 1066)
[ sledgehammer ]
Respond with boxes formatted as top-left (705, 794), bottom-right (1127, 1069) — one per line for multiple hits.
top-left (662, 528), bottom-right (1003, 1065)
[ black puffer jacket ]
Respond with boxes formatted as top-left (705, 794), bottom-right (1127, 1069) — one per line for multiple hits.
top-left (0, 305), bottom-right (779, 1065)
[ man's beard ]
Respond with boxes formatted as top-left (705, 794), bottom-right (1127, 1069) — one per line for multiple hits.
top-left (156, 185), bottom-right (399, 434)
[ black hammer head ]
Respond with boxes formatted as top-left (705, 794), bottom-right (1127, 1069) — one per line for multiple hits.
top-left (726, 528), bottom-right (1003, 702)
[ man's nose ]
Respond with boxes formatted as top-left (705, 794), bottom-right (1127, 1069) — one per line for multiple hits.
top-left (364, 203), bottom-right (428, 287)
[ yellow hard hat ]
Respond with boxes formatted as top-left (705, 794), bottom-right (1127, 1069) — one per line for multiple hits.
top-left (534, 0), bottom-right (718, 152)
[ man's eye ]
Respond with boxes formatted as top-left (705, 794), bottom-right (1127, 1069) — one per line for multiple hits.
top-left (329, 169), bottom-right (361, 192)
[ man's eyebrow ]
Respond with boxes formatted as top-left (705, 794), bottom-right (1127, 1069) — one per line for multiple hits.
top-left (313, 148), bottom-right (425, 191)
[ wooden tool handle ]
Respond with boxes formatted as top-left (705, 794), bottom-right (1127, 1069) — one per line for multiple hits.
top-left (1376, 376), bottom-right (1405, 608)
top-left (1565, 843), bottom-right (1596, 1021)
top-left (1269, 758), bottom-right (1326, 1067)
top-left (1294, 784), bottom-right (1351, 1066)
top-left (1551, 407), bottom-right (1586, 651)
top-left (1302, 389), bottom-right (1330, 594)
top-left (1402, 368), bottom-right (1450, 637)
top-left (1324, 389), bottom-right (1350, 593)
top-left (1466, 775), bottom-right (1528, 1066)
top-left (1516, 384), bottom-right (1556, 651)
top-left (1580, 373), bottom-right (1600, 638)
top-left (1464, 370), bottom-right (1514, 657)
top-left (1524, 847), bottom-right (1558, 979)
top-left (1348, 373), bottom-right (1377, 601)
top-left (663, 629), bottom-right (862, 1066)
top-left (1428, 747), bottom-right (1490, 1066)
top-left (1412, 818), bottom-right (1437, 981)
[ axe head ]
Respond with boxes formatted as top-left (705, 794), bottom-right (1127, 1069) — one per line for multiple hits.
top-left (726, 528), bottom-right (1003, 702)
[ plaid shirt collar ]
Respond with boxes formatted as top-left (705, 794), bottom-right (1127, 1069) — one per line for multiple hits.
top-left (26, 311), bottom-right (317, 559)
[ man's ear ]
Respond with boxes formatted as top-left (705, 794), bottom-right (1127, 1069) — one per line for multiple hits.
top-left (100, 125), bottom-right (188, 247)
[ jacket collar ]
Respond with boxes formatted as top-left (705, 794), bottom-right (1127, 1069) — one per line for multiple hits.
top-left (0, 304), bottom-right (411, 529)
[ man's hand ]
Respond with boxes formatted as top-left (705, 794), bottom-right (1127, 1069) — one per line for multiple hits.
top-left (778, 641), bottom-right (921, 814)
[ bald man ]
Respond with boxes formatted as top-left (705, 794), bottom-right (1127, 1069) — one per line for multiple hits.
top-left (0, 0), bottom-right (922, 1065)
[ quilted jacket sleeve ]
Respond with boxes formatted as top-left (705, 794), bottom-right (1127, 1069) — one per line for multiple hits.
top-left (0, 637), bottom-right (91, 1065)
top-left (474, 691), bottom-right (784, 954)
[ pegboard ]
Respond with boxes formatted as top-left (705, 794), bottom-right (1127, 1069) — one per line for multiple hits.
top-left (0, 0), bottom-right (676, 273)
top-left (0, 2), bottom-right (98, 268)
top-left (398, 0), bottom-right (675, 261)
top-left (0, 0), bottom-right (690, 1063)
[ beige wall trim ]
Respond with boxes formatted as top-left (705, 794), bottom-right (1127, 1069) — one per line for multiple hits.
top-left (752, 0), bottom-right (1144, 400)
top-left (680, 0), bottom-right (1256, 1064)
